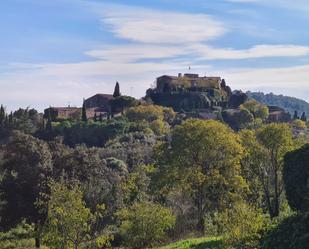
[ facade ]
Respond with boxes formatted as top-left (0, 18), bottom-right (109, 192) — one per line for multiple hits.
top-left (84, 94), bottom-right (113, 112)
top-left (44, 107), bottom-right (80, 121)
top-left (267, 106), bottom-right (291, 122)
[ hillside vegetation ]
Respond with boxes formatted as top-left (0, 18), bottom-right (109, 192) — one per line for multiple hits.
top-left (157, 237), bottom-right (224, 249)
top-left (247, 91), bottom-right (309, 114)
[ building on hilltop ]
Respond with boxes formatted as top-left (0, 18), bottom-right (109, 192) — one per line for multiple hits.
top-left (146, 73), bottom-right (232, 111)
top-left (44, 82), bottom-right (121, 121)
top-left (44, 107), bottom-right (81, 121)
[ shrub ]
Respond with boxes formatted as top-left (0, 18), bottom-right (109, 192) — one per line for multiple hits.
top-left (222, 202), bottom-right (266, 249)
top-left (262, 213), bottom-right (309, 249)
top-left (284, 144), bottom-right (309, 212)
top-left (116, 202), bottom-right (176, 249)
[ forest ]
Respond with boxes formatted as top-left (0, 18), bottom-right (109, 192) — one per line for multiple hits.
top-left (0, 101), bottom-right (309, 249)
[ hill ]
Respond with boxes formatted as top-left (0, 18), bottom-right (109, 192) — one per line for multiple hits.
top-left (247, 91), bottom-right (309, 115)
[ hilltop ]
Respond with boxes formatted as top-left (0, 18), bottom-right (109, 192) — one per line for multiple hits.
top-left (247, 91), bottom-right (309, 115)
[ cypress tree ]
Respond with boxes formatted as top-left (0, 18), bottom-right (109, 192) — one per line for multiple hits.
top-left (293, 111), bottom-right (299, 120)
top-left (113, 82), bottom-right (121, 97)
top-left (46, 109), bottom-right (53, 133)
top-left (8, 111), bottom-right (13, 126)
top-left (94, 112), bottom-right (97, 122)
top-left (0, 105), bottom-right (5, 127)
top-left (301, 112), bottom-right (307, 122)
top-left (99, 113), bottom-right (103, 122)
top-left (82, 100), bottom-right (87, 122)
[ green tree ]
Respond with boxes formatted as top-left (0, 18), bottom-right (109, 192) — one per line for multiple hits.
top-left (256, 123), bottom-right (293, 218)
top-left (0, 104), bottom-right (5, 128)
top-left (240, 99), bottom-right (269, 120)
top-left (109, 96), bottom-right (138, 114)
top-left (222, 202), bottom-right (266, 249)
top-left (0, 131), bottom-right (53, 247)
top-left (116, 202), bottom-right (175, 249)
top-left (43, 181), bottom-right (110, 249)
top-left (82, 101), bottom-right (87, 122)
top-left (113, 81), bottom-right (121, 97)
top-left (284, 144), bottom-right (309, 212)
top-left (154, 119), bottom-right (246, 232)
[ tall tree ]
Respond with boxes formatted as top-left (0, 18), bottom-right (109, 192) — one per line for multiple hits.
top-left (154, 119), bottom-right (245, 232)
top-left (301, 112), bottom-right (307, 122)
top-left (82, 100), bottom-right (87, 122)
top-left (43, 181), bottom-right (108, 249)
top-left (0, 104), bottom-right (5, 127)
top-left (113, 81), bottom-right (121, 98)
top-left (256, 123), bottom-right (293, 218)
top-left (0, 131), bottom-right (53, 247)
top-left (293, 110), bottom-right (299, 120)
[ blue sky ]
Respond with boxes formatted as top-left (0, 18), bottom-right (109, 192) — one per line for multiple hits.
top-left (1, 0), bottom-right (309, 111)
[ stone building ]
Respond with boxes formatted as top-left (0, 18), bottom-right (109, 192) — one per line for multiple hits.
top-left (44, 107), bottom-right (81, 121)
top-left (146, 73), bottom-right (231, 111)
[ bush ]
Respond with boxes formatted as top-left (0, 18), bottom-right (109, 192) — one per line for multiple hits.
top-left (284, 144), bottom-right (309, 212)
top-left (116, 202), bottom-right (176, 249)
top-left (262, 213), bottom-right (309, 249)
top-left (221, 202), bottom-right (266, 249)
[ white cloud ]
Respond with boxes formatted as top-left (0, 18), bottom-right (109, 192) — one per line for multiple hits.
top-left (85, 45), bottom-right (188, 62)
top-left (100, 5), bottom-right (226, 44)
top-left (192, 44), bottom-right (309, 60)
top-left (221, 64), bottom-right (309, 98)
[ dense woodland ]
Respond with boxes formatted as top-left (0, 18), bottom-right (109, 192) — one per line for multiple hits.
top-left (0, 100), bottom-right (309, 249)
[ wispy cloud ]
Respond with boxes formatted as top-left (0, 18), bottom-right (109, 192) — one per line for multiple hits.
top-left (192, 44), bottom-right (309, 60)
top-left (100, 5), bottom-right (226, 44)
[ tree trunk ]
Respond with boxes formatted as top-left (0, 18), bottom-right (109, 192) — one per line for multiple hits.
top-left (35, 237), bottom-right (40, 248)
top-left (34, 223), bottom-right (41, 248)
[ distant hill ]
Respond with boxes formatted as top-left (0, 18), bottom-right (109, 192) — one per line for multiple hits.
top-left (246, 91), bottom-right (309, 115)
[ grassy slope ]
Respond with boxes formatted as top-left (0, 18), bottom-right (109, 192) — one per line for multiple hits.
top-left (157, 237), bottom-right (225, 249)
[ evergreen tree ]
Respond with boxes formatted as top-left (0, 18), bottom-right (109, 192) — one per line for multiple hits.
top-left (0, 104), bottom-right (5, 127)
top-left (8, 111), bottom-right (13, 126)
top-left (301, 112), bottom-right (307, 122)
top-left (82, 100), bottom-right (87, 122)
top-left (46, 109), bottom-right (53, 133)
top-left (293, 110), bottom-right (299, 120)
top-left (94, 112), bottom-right (97, 122)
top-left (113, 81), bottom-right (121, 97)
top-left (99, 113), bottom-right (103, 122)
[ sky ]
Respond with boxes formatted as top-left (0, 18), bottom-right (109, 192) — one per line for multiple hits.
top-left (1, 0), bottom-right (309, 111)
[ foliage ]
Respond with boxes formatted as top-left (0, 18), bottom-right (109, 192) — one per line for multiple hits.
top-left (240, 99), bottom-right (269, 120)
top-left (284, 144), bottom-right (309, 212)
top-left (50, 118), bottom-right (129, 147)
top-left (109, 96), bottom-right (138, 113)
top-left (255, 123), bottom-right (293, 218)
top-left (154, 119), bottom-right (246, 232)
top-left (292, 119), bottom-right (307, 130)
top-left (116, 202), bottom-right (175, 249)
top-left (261, 213), bottom-right (309, 249)
top-left (157, 236), bottom-right (225, 249)
top-left (0, 221), bottom-right (43, 249)
top-left (222, 202), bottom-right (266, 249)
top-left (0, 131), bottom-right (53, 230)
top-left (222, 109), bottom-right (254, 130)
top-left (247, 91), bottom-right (309, 115)
top-left (43, 181), bottom-right (111, 249)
